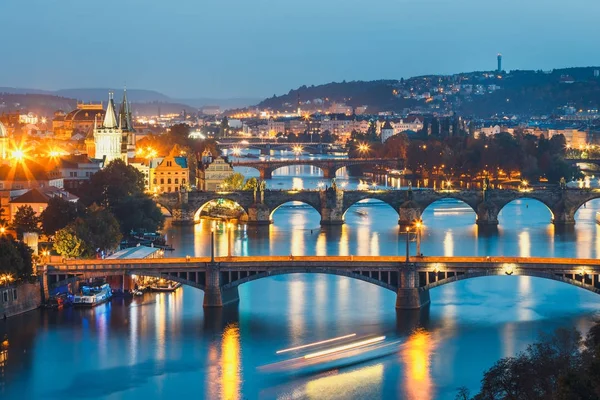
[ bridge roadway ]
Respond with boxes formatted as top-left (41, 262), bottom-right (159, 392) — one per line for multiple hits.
top-left (39, 256), bottom-right (600, 310)
top-left (231, 158), bottom-right (400, 179)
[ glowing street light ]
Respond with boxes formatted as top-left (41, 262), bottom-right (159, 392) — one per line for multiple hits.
top-left (11, 148), bottom-right (25, 162)
top-left (292, 145), bottom-right (303, 156)
top-left (232, 147), bottom-right (242, 157)
top-left (357, 143), bottom-right (370, 156)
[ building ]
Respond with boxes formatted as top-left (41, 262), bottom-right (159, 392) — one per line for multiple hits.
top-left (92, 91), bottom-right (136, 165)
top-left (381, 120), bottom-right (395, 143)
top-left (0, 121), bottom-right (9, 160)
top-left (55, 155), bottom-right (102, 190)
top-left (0, 161), bottom-right (63, 198)
top-left (197, 155), bottom-right (234, 191)
top-left (129, 158), bottom-right (151, 191)
top-left (8, 187), bottom-right (78, 222)
top-left (52, 103), bottom-right (105, 140)
top-left (151, 150), bottom-right (189, 194)
top-left (497, 53), bottom-right (502, 72)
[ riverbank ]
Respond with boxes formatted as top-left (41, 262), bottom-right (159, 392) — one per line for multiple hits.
top-left (0, 282), bottom-right (41, 319)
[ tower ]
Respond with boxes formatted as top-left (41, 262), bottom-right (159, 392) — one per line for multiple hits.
top-left (0, 121), bottom-right (8, 160)
top-left (118, 88), bottom-right (136, 159)
top-left (497, 53), bottom-right (502, 73)
top-left (94, 92), bottom-right (123, 165)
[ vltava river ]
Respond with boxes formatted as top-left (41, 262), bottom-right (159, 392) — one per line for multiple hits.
top-left (1, 160), bottom-right (600, 399)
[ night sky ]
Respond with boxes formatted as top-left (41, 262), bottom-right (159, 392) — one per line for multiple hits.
top-left (1, 0), bottom-right (599, 98)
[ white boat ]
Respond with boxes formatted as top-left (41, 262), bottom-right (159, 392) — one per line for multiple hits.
top-left (73, 283), bottom-right (112, 307)
top-left (150, 282), bottom-right (182, 292)
top-left (355, 209), bottom-right (368, 217)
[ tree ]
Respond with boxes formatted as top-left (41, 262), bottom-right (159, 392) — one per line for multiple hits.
top-left (53, 226), bottom-right (86, 258)
top-left (381, 133), bottom-right (410, 159)
top-left (222, 172), bottom-right (245, 190)
top-left (111, 195), bottom-right (165, 235)
top-left (243, 177), bottom-right (259, 191)
top-left (0, 237), bottom-right (33, 278)
top-left (73, 206), bottom-right (122, 256)
top-left (12, 205), bottom-right (40, 239)
top-left (79, 159), bottom-right (145, 207)
top-left (40, 197), bottom-right (82, 236)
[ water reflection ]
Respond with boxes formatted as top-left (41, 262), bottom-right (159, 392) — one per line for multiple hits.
top-left (402, 329), bottom-right (434, 400)
top-left (303, 364), bottom-right (384, 399)
top-left (221, 324), bottom-right (241, 400)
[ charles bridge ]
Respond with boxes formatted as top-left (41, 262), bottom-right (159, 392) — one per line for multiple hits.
top-left (39, 255), bottom-right (600, 310)
top-left (231, 158), bottom-right (400, 179)
top-left (156, 187), bottom-right (600, 227)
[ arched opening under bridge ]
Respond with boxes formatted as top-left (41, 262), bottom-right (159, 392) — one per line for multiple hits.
top-left (193, 198), bottom-right (249, 224)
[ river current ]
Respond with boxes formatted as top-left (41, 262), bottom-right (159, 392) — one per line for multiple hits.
top-left (1, 153), bottom-right (600, 399)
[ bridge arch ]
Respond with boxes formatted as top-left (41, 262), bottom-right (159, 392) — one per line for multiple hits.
top-left (221, 269), bottom-right (398, 293)
top-left (419, 198), bottom-right (477, 224)
top-left (422, 270), bottom-right (600, 296)
top-left (269, 200), bottom-right (322, 222)
top-left (497, 197), bottom-right (554, 224)
top-left (342, 198), bottom-right (399, 221)
top-left (570, 193), bottom-right (600, 220)
top-left (270, 163), bottom-right (326, 177)
top-left (192, 198), bottom-right (249, 223)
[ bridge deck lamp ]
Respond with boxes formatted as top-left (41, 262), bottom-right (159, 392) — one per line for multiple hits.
top-left (227, 223), bottom-right (233, 258)
top-left (405, 226), bottom-right (410, 264)
top-left (0, 226), bottom-right (5, 235)
top-left (210, 228), bottom-right (215, 263)
top-left (414, 220), bottom-right (422, 256)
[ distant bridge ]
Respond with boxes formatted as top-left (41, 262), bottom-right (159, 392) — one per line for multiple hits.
top-left (39, 256), bottom-right (600, 309)
top-left (231, 158), bottom-right (401, 179)
top-left (216, 140), bottom-right (343, 155)
top-left (157, 187), bottom-right (600, 227)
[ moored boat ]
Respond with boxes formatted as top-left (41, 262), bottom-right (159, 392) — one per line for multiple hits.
top-left (73, 283), bottom-right (112, 307)
top-left (150, 282), bottom-right (182, 292)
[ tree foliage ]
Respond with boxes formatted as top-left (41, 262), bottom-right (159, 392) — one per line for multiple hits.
top-left (222, 173), bottom-right (246, 190)
top-left (40, 197), bottom-right (83, 236)
top-left (465, 322), bottom-right (600, 400)
top-left (53, 225), bottom-right (85, 259)
top-left (0, 236), bottom-right (33, 278)
top-left (12, 205), bottom-right (41, 239)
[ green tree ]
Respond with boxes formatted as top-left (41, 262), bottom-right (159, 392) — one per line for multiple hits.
top-left (243, 177), bottom-right (259, 191)
top-left (111, 195), bottom-right (165, 235)
top-left (53, 225), bottom-right (86, 259)
top-left (40, 197), bottom-right (82, 236)
top-left (222, 172), bottom-right (245, 190)
top-left (12, 205), bottom-right (40, 239)
top-left (79, 159), bottom-right (145, 207)
top-left (381, 133), bottom-right (410, 159)
top-left (0, 237), bottom-right (33, 278)
top-left (73, 206), bottom-right (122, 256)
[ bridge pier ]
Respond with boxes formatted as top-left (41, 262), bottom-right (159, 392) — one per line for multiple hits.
top-left (322, 168), bottom-right (336, 179)
top-left (247, 203), bottom-right (272, 225)
top-left (551, 207), bottom-right (576, 226)
top-left (203, 263), bottom-right (240, 307)
top-left (320, 189), bottom-right (345, 225)
top-left (171, 207), bottom-right (196, 225)
top-left (396, 266), bottom-right (430, 309)
top-left (259, 169), bottom-right (273, 180)
top-left (398, 206), bottom-right (421, 228)
top-left (476, 203), bottom-right (499, 226)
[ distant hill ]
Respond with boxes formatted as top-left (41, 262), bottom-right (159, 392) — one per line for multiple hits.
top-left (255, 67), bottom-right (600, 117)
top-left (0, 87), bottom-right (260, 111)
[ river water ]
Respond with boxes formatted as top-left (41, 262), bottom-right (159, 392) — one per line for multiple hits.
top-left (2, 154), bottom-right (600, 399)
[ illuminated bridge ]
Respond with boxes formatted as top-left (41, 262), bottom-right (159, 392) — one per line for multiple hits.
top-left (231, 158), bottom-right (401, 179)
top-left (157, 187), bottom-right (600, 227)
top-left (39, 256), bottom-right (600, 310)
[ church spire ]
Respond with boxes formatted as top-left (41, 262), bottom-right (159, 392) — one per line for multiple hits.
top-left (103, 91), bottom-right (118, 128)
top-left (118, 87), bottom-right (135, 132)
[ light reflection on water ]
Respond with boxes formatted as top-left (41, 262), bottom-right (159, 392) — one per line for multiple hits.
top-left (5, 165), bottom-right (600, 399)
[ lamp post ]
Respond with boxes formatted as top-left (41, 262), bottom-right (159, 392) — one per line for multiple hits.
top-left (405, 226), bottom-right (410, 264)
top-left (415, 220), bottom-right (422, 256)
top-left (210, 228), bottom-right (215, 263)
top-left (227, 222), bottom-right (233, 258)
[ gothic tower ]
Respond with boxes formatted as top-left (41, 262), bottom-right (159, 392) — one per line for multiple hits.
top-left (94, 92), bottom-right (123, 165)
top-left (118, 88), bottom-right (136, 160)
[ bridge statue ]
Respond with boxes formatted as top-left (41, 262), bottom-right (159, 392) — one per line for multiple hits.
top-left (331, 177), bottom-right (337, 191)
top-left (560, 177), bottom-right (566, 190)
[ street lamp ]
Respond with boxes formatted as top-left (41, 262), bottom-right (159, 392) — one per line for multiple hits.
top-left (358, 143), bottom-right (370, 157)
top-left (210, 228), bottom-right (215, 263)
top-left (227, 223), bottom-right (234, 258)
top-left (405, 226), bottom-right (410, 264)
top-left (415, 220), bottom-right (422, 256)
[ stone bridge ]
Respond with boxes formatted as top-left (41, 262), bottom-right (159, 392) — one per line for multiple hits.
top-left (39, 256), bottom-right (600, 310)
top-left (218, 141), bottom-right (338, 155)
top-left (157, 187), bottom-right (600, 227)
top-left (231, 158), bottom-right (401, 179)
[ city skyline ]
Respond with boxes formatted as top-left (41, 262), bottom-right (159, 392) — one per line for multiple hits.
top-left (2, 0), bottom-right (600, 99)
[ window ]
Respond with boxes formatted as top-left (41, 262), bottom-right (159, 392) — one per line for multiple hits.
top-left (12, 289), bottom-right (17, 301)
top-left (167, 187), bottom-right (172, 192)
top-left (182, 178), bottom-right (186, 184)
top-left (160, 179), bottom-right (164, 184)
top-left (2, 291), bottom-right (7, 303)
top-left (153, 179), bottom-right (157, 184)
top-left (167, 161), bottom-right (172, 167)
top-left (175, 178), bottom-right (179, 184)
top-left (167, 179), bottom-right (172, 184)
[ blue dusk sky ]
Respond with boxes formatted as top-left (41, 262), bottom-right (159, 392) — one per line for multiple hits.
top-left (1, 0), bottom-right (599, 99)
